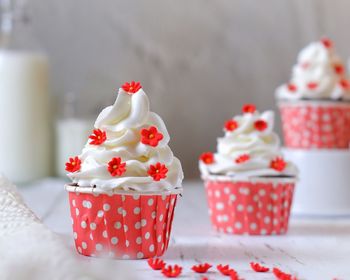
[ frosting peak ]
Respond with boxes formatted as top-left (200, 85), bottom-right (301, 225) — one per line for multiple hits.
top-left (276, 38), bottom-right (350, 101)
top-left (66, 82), bottom-right (183, 193)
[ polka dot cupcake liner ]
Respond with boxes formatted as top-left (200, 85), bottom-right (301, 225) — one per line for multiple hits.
top-left (203, 176), bottom-right (296, 235)
top-left (279, 101), bottom-right (350, 149)
top-left (66, 185), bottom-right (180, 259)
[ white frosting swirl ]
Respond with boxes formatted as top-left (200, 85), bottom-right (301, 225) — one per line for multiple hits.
top-left (199, 110), bottom-right (298, 178)
top-left (276, 39), bottom-right (350, 101)
top-left (67, 87), bottom-right (183, 193)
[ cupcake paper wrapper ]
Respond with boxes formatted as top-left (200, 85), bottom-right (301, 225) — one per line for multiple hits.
top-left (204, 178), bottom-right (295, 235)
top-left (68, 190), bottom-right (178, 259)
top-left (279, 102), bottom-right (350, 149)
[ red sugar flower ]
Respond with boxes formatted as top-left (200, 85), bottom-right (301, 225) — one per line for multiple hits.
top-left (254, 119), bottom-right (268, 131)
top-left (217, 264), bottom-right (236, 276)
top-left (89, 129), bottom-right (107, 145)
top-left (307, 82), bottom-right (318, 90)
top-left (301, 62), bottom-right (309, 69)
top-left (161, 265), bottom-right (182, 278)
top-left (141, 126), bottom-right (163, 147)
top-left (287, 83), bottom-right (297, 92)
top-left (235, 154), bottom-right (250, 164)
top-left (147, 258), bottom-right (165, 270)
top-left (334, 64), bottom-right (344, 75)
top-left (270, 157), bottom-right (287, 172)
top-left (272, 267), bottom-right (298, 280)
top-left (225, 120), bottom-right (238, 132)
top-left (242, 104), bottom-right (256, 114)
top-left (148, 162), bottom-right (168, 181)
top-left (107, 157), bottom-right (126, 176)
top-left (321, 38), bottom-right (333, 49)
top-left (121, 81), bottom-right (142, 94)
top-left (250, 262), bottom-right (269, 272)
top-left (339, 79), bottom-right (350, 90)
top-left (191, 263), bottom-right (212, 273)
top-left (200, 152), bottom-right (214, 165)
top-left (65, 156), bottom-right (81, 173)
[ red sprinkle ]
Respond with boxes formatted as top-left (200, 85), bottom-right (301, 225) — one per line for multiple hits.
top-left (161, 264), bottom-right (182, 278)
top-left (148, 162), bottom-right (168, 181)
top-left (250, 262), bottom-right (270, 272)
top-left (200, 152), bottom-right (214, 165)
top-left (191, 263), bottom-right (212, 273)
top-left (270, 157), bottom-right (287, 172)
top-left (272, 267), bottom-right (299, 280)
top-left (65, 156), bottom-right (81, 173)
top-left (242, 104), bottom-right (256, 114)
top-left (235, 154), bottom-right (250, 164)
top-left (121, 81), bottom-right (142, 94)
top-left (287, 83), bottom-right (297, 92)
top-left (307, 82), bottom-right (318, 90)
top-left (217, 264), bottom-right (236, 276)
top-left (225, 119), bottom-right (239, 132)
top-left (254, 119), bottom-right (268, 131)
top-left (147, 258), bottom-right (165, 270)
top-left (321, 38), bottom-right (333, 49)
top-left (89, 129), bottom-right (107, 145)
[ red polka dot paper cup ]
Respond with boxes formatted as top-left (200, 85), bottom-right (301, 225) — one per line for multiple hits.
top-left (65, 184), bottom-right (181, 259)
top-left (203, 176), bottom-right (296, 235)
top-left (279, 101), bottom-right (350, 149)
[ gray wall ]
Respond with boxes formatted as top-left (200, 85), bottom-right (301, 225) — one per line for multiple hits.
top-left (29, 0), bottom-right (350, 178)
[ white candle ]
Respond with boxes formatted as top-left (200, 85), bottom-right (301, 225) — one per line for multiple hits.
top-left (0, 50), bottom-right (51, 183)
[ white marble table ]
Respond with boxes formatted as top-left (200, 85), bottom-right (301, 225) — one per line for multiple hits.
top-left (19, 178), bottom-right (350, 280)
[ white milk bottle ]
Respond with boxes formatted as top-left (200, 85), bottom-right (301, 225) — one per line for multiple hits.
top-left (0, 0), bottom-right (51, 183)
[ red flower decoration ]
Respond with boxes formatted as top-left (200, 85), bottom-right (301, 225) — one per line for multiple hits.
top-left (147, 258), bottom-right (165, 270)
top-left (307, 82), bottom-right (318, 90)
top-left (89, 129), bottom-right (107, 145)
top-left (200, 152), bottom-right (214, 165)
top-left (339, 79), bottom-right (350, 90)
top-left (301, 62), bottom-right (309, 69)
top-left (229, 270), bottom-right (240, 280)
top-left (121, 81), bottom-right (142, 94)
top-left (334, 64), bottom-right (344, 75)
top-left (161, 265), bottom-right (182, 278)
top-left (217, 264), bottom-right (236, 276)
top-left (250, 262), bottom-right (269, 272)
top-left (254, 120), bottom-right (268, 131)
top-left (287, 83), bottom-right (297, 92)
top-left (242, 104), bottom-right (256, 114)
top-left (272, 267), bottom-right (298, 280)
top-left (148, 162), bottom-right (168, 181)
top-left (224, 120), bottom-right (238, 132)
top-left (107, 157), bottom-right (126, 176)
top-left (191, 263), bottom-right (212, 273)
top-left (321, 38), bottom-right (333, 49)
top-left (235, 154), bottom-right (250, 164)
top-left (270, 157), bottom-right (287, 172)
top-left (65, 156), bottom-right (81, 173)
top-left (141, 126), bottom-right (163, 147)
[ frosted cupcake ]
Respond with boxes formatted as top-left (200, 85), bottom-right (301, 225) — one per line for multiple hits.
top-left (276, 38), bottom-right (350, 148)
top-left (65, 81), bottom-right (183, 259)
top-left (199, 104), bottom-right (298, 235)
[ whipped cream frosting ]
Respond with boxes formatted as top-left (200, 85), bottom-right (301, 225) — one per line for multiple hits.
top-left (276, 38), bottom-right (350, 101)
top-left (199, 107), bottom-right (298, 178)
top-left (67, 83), bottom-right (183, 193)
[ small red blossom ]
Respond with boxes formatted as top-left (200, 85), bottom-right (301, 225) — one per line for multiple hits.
top-left (287, 83), bottom-right (297, 92)
top-left (200, 152), bottom-right (214, 165)
top-left (301, 62), bottom-right (310, 69)
top-left (89, 129), bottom-right (107, 145)
top-left (161, 265), bottom-right (182, 278)
top-left (250, 262), bottom-right (270, 272)
top-left (339, 79), bottom-right (350, 90)
top-left (191, 263), bottom-right (212, 273)
top-left (307, 82), bottom-right (318, 90)
top-left (254, 119), bottom-right (268, 131)
top-left (148, 162), bottom-right (168, 181)
top-left (270, 157), bottom-right (287, 172)
top-left (321, 38), bottom-right (333, 49)
top-left (121, 81), bottom-right (142, 94)
top-left (107, 157), bottom-right (126, 176)
top-left (65, 156), bottom-right (81, 173)
top-left (147, 258), bottom-right (165, 270)
top-left (334, 64), bottom-right (344, 75)
top-left (217, 264), bottom-right (236, 276)
top-left (235, 154), bottom-right (250, 164)
top-left (272, 267), bottom-right (298, 280)
top-left (225, 120), bottom-right (239, 132)
top-left (242, 104), bottom-right (256, 114)
top-left (141, 126), bottom-right (163, 147)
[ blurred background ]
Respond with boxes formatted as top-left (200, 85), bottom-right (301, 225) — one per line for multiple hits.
top-left (1, 0), bottom-right (350, 182)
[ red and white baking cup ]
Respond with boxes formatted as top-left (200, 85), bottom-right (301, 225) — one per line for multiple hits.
top-left (65, 185), bottom-right (181, 259)
top-left (203, 176), bottom-right (296, 235)
top-left (279, 101), bottom-right (350, 149)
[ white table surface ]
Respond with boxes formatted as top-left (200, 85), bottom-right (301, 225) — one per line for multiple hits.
top-left (18, 178), bottom-right (350, 280)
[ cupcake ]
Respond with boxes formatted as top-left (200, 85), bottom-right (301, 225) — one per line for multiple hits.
top-left (199, 105), bottom-right (298, 235)
top-left (65, 81), bottom-right (184, 259)
top-left (276, 38), bottom-right (350, 149)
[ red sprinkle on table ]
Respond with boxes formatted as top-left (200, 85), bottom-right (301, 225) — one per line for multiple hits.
top-left (121, 81), bottom-right (142, 94)
top-left (254, 119), bottom-right (268, 131)
top-left (270, 157), bottom-right (287, 172)
top-left (217, 264), bottom-right (236, 276)
top-left (148, 162), bottom-right (168, 181)
top-left (273, 267), bottom-right (298, 280)
top-left (242, 104), bottom-right (256, 114)
top-left (191, 263), bottom-right (212, 273)
top-left (225, 119), bottom-right (239, 132)
top-left (161, 265), bottom-right (182, 278)
top-left (65, 156), bottom-right (81, 173)
top-left (141, 126), bottom-right (164, 147)
top-left (89, 129), bottom-right (107, 145)
top-left (250, 262), bottom-right (270, 272)
top-left (235, 154), bottom-right (250, 164)
top-left (200, 152), bottom-right (214, 165)
top-left (147, 258), bottom-right (166, 270)
top-left (107, 157), bottom-right (126, 176)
